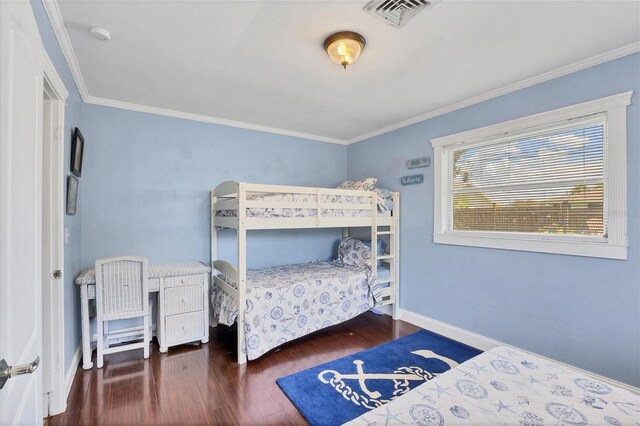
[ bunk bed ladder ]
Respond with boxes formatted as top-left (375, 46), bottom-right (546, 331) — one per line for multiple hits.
top-left (392, 192), bottom-right (400, 319)
top-left (375, 223), bottom-right (395, 308)
top-left (370, 191), bottom-right (378, 304)
top-left (373, 193), bottom-right (400, 319)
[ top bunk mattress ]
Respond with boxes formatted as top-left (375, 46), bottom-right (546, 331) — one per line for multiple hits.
top-left (216, 191), bottom-right (393, 220)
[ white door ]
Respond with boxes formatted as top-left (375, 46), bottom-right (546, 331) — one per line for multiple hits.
top-left (0, 1), bottom-right (45, 424)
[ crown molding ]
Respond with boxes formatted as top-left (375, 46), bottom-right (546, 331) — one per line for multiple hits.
top-left (42, 0), bottom-right (346, 145)
top-left (85, 95), bottom-right (349, 145)
top-left (347, 41), bottom-right (640, 144)
top-left (42, 0), bottom-right (89, 101)
top-left (41, 0), bottom-right (638, 147)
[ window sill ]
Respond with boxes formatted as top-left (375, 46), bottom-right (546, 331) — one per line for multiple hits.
top-left (433, 232), bottom-right (627, 260)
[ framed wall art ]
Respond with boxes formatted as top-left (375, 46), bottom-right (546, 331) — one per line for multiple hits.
top-left (66, 175), bottom-right (78, 215)
top-left (70, 127), bottom-right (84, 177)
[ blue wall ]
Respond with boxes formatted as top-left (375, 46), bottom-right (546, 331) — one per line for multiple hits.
top-left (79, 105), bottom-right (347, 270)
top-left (348, 53), bottom-right (640, 386)
top-left (35, 1), bottom-right (347, 378)
top-left (32, 1), bottom-right (84, 375)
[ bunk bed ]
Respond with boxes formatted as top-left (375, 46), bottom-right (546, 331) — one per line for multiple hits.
top-left (210, 181), bottom-right (400, 364)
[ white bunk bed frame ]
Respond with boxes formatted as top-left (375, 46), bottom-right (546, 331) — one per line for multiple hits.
top-left (210, 181), bottom-right (400, 364)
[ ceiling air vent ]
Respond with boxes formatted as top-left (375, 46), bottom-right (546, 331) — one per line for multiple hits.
top-left (364, 0), bottom-right (434, 28)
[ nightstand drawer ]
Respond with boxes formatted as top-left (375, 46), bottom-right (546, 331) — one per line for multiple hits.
top-left (165, 311), bottom-right (204, 344)
top-left (164, 274), bottom-right (204, 288)
top-left (164, 285), bottom-right (203, 315)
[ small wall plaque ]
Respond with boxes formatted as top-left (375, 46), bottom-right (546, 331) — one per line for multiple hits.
top-left (401, 174), bottom-right (424, 186)
top-left (406, 157), bottom-right (430, 169)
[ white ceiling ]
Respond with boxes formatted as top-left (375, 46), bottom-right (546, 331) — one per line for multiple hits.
top-left (54, 0), bottom-right (640, 143)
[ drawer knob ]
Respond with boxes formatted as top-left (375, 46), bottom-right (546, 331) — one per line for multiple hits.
top-left (181, 298), bottom-right (185, 304)
top-left (181, 279), bottom-right (185, 284)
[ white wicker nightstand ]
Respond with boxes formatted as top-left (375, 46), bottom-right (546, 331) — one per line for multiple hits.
top-left (157, 268), bottom-right (210, 353)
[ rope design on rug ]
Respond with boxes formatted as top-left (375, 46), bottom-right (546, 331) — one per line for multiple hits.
top-left (318, 365), bottom-right (436, 410)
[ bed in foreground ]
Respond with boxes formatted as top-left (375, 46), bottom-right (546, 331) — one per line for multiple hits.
top-left (345, 346), bottom-right (640, 426)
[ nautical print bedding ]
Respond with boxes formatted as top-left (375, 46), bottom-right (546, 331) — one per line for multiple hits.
top-left (212, 261), bottom-right (380, 360)
top-left (345, 346), bottom-right (640, 426)
top-left (216, 191), bottom-right (393, 221)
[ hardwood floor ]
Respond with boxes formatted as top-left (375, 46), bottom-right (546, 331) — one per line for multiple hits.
top-left (51, 312), bottom-right (420, 425)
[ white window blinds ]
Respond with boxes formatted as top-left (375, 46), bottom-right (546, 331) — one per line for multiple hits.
top-left (432, 92), bottom-right (630, 259)
top-left (450, 118), bottom-right (605, 237)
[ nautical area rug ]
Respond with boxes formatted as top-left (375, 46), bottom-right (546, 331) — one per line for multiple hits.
top-left (276, 330), bottom-right (482, 426)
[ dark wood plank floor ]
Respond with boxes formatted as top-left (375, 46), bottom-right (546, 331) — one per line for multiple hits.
top-left (51, 312), bottom-right (420, 425)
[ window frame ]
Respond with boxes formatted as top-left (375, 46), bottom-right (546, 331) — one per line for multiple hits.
top-left (431, 92), bottom-right (632, 260)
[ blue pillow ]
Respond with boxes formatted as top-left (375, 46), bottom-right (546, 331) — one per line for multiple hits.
top-left (362, 239), bottom-right (387, 259)
top-left (338, 237), bottom-right (387, 267)
top-left (378, 188), bottom-right (394, 211)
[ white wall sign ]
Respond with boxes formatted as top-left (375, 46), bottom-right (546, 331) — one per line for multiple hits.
top-left (407, 157), bottom-right (430, 169)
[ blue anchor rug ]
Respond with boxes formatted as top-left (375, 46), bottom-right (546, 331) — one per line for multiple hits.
top-left (276, 330), bottom-right (482, 426)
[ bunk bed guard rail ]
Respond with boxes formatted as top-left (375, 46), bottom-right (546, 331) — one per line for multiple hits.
top-left (210, 181), bottom-right (382, 230)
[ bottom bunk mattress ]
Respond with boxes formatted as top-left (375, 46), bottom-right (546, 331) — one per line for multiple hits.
top-left (345, 346), bottom-right (640, 426)
top-left (212, 261), bottom-right (380, 360)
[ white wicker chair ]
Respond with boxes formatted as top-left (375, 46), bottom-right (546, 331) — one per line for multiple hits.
top-left (95, 256), bottom-right (150, 368)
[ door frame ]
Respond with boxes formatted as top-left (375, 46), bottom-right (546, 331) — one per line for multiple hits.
top-left (41, 51), bottom-right (68, 416)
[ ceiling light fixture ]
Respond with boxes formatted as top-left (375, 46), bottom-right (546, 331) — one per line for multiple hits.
top-left (323, 31), bottom-right (366, 70)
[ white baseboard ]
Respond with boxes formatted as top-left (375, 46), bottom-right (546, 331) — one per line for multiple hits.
top-left (397, 308), bottom-right (640, 394)
top-left (399, 308), bottom-right (503, 351)
top-left (64, 343), bottom-right (82, 404)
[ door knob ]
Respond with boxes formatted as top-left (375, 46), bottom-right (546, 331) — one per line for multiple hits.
top-left (0, 356), bottom-right (39, 390)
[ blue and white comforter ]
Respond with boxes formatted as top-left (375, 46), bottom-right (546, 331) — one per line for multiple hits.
top-left (345, 346), bottom-right (640, 426)
top-left (212, 261), bottom-right (379, 360)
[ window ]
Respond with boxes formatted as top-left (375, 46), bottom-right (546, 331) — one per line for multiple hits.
top-left (431, 92), bottom-right (631, 259)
